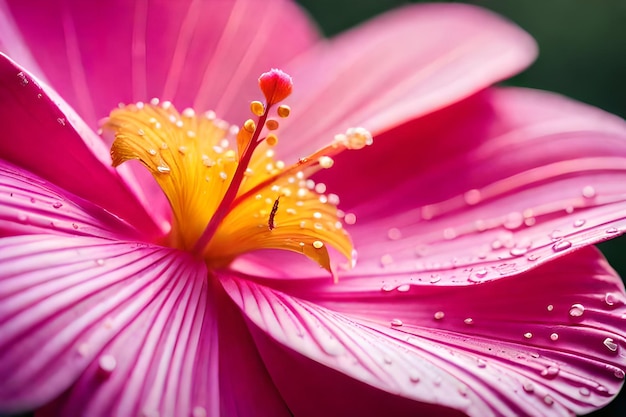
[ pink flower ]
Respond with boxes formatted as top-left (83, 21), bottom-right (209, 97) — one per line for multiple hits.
top-left (1, 0), bottom-right (625, 416)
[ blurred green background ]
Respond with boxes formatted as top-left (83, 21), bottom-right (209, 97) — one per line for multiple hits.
top-left (296, 0), bottom-right (626, 416)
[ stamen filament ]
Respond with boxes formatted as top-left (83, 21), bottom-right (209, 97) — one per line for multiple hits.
top-left (192, 108), bottom-right (270, 255)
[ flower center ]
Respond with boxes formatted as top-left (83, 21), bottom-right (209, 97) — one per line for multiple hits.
top-left (104, 69), bottom-right (372, 274)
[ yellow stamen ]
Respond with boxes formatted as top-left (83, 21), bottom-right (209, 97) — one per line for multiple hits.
top-left (104, 71), bottom-right (372, 275)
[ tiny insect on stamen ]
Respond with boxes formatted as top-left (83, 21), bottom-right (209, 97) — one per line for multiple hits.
top-left (269, 196), bottom-right (280, 230)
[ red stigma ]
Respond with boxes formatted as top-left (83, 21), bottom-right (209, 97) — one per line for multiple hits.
top-left (258, 69), bottom-right (293, 106)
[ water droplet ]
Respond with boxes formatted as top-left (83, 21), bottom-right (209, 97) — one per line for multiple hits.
top-left (476, 358), bottom-right (487, 368)
top-left (429, 274), bottom-right (441, 284)
top-left (510, 246), bottom-right (528, 257)
top-left (540, 366), bottom-right (559, 378)
top-left (582, 185), bottom-right (596, 199)
top-left (312, 240), bottom-right (324, 249)
top-left (464, 189), bottom-right (481, 205)
top-left (527, 253), bottom-right (540, 262)
top-left (549, 229), bottom-right (564, 241)
top-left (95, 259), bottom-right (105, 266)
top-left (550, 333), bottom-right (559, 341)
top-left (524, 332), bottom-right (533, 339)
top-left (573, 219), bottom-right (586, 228)
top-left (396, 284), bottom-right (410, 293)
top-left (605, 227), bottom-right (619, 234)
top-left (57, 117), bottom-right (66, 126)
top-left (30, 197), bottom-right (36, 204)
top-left (596, 385), bottom-right (609, 393)
top-left (613, 368), bottom-right (625, 379)
top-left (522, 382), bottom-right (535, 393)
top-left (409, 371), bottom-right (421, 383)
top-left (474, 268), bottom-right (488, 278)
top-left (192, 406), bottom-right (207, 417)
top-left (543, 395), bottom-right (554, 406)
top-left (77, 343), bottom-right (89, 357)
top-left (552, 240), bottom-right (572, 252)
top-left (383, 355), bottom-right (392, 365)
top-left (387, 227), bottom-right (402, 240)
top-left (380, 254), bottom-right (393, 267)
top-left (381, 284), bottom-right (394, 292)
top-left (72, 223), bottom-right (79, 229)
top-left (605, 293), bottom-right (617, 306)
top-left (603, 337), bottom-right (618, 352)
top-left (547, 304), bottom-right (554, 312)
top-left (434, 311), bottom-right (445, 320)
top-left (464, 318), bottom-right (474, 325)
top-left (579, 387), bottom-right (591, 397)
top-left (52, 201), bottom-right (63, 209)
top-left (504, 212), bottom-right (524, 230)
top-left (17, 71), bottom-right (29, 86)
top-left (443, 228), bottom-right (457, 240)
top-left (98, 354), bottom-right (116, 374)
top-left (17, 213), bottom-right (28, 222)
top-left (569, 303), bottom-right (585, 317)
top-left (157, 165), bottom-right (171, 173)
top-left (390, 318), bottom-right (403, 327)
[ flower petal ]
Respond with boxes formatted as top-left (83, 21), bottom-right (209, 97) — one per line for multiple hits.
top-left (279, 3), bottom-right (537, 158)
top-left (311, 87), bottom-right (626, 285)
top-left (0, 159), bottom-right (140, 239)
top-left (0, 234), bottom-right (289, 417)
top-left (0, 55), bottom-right (166, 237)
top-left (222, 247), bottom-right (626, 416)
top-left (0, 0), bottom-right (319, 128)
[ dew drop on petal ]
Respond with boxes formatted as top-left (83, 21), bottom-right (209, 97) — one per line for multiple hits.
top-left (550, 333), bottom-right (559, 341)
top-left (573, 219), bottom-right (586, 228)
top-left (552, 240), bottom-right (572, 252)
top-left (547, 304), bottom-right (554, 312)
top-left (387, 227), bottom-right (402, 240)
top-left (540, 366), bottom-right (559, 378)
top-left (582, 185), bottom-right (596, 199)
top-left (409, 371), bottom-right (421, 383)
top-left (603, 337), bottom-right (618, 352)
top-left (464, 189), bottom-right (481, 205)
top-left (510, 246), bottom-right (528, 257)
top-left (381, 284), bottom-right (394, 292)
top-left (613, 368), bottom-right (625, 380)
top-left (605, 293), bottom-right (617, 306)
top-left (52, 201), bottom-right (63, 209)
top-left (543, 395), bottom-right (554, 406)
top-left (522, 382), bottom-right (535, 393)
top-left (464, 318), bottom-right (474, 325)
top-left (569, 303), bottom-right (585, 318)
top-left (606, 227), bottom-right (619, 235)
top-left (95, 259), bottom-right (105, 267)
top-left (434, 311), bottom-right (445, 320)
top-left (524, 332), bottom-right (533, 339)
top-left (98, 354), bottom-right (116, 374)
top-left (429, 274), bottom-right (441, 284)
top-left (396, 284), bottom-right (410, 293)
top-left (192, 406), bottom-right (207, 417)
top-left (390, 318), bottom-right (403, 327)
top-left (579, 387), bottom-right (591, 397)
top-left (476, 358), bottom-right (487, 368)
top-left (57, 117), bottom-right (66, 126)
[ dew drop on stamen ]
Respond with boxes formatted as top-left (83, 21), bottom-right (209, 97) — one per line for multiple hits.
top-left (569, 303), bottom-right (585, 317)
top-left (552, 240), bottom-right (572, 252)
top-left (509, 246), bottom-right (528, 257)
top-left (157, 165), bottom-right (171, 173)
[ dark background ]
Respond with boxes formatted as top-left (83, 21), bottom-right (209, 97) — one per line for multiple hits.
top-left (296, 0), bottom-right (626, 416)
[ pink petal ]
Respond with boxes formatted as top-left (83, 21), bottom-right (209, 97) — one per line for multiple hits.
top-left (0, 0), bottom-right (319, 128)
top-left (278, 3), bottom-right (537, 158)
top-left (310, 87), bottom-right (626, 285)
top-left (0, 55), bottom-right (166, 238)
top-left (0, 159), bottom-right (140, 239)
top-left (222, 247), bottom-right (626, 416)
top-left (0, 236), bottom-right (202, 413)
top-left (0, 235), bottom-right (289, 417)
